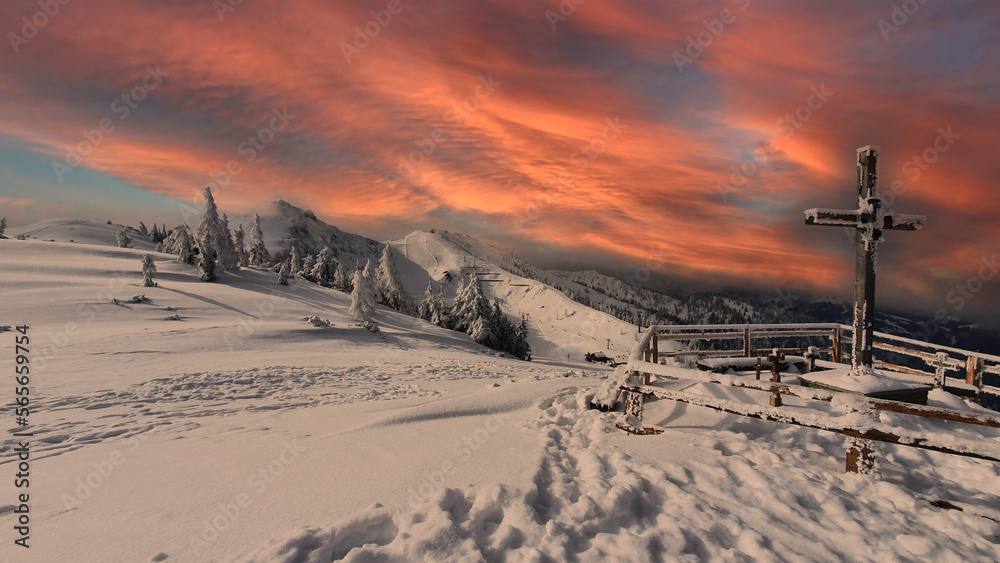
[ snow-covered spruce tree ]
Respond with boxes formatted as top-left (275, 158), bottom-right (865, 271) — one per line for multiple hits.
top-left (199, 246), bottom-right (217, 282)
top-left (248, 212), bottom-right (270, 267)
top-left (376, 245), bottom-right (411, 313)
top-left (514, 314), bottom-right (531, 360)
top-left (0, 217), bottom-right (6, 238)
top-left (233, 224), bottom-right (248, 267)
top-left (150, 223), bottom-right (160, 243)
top-left (289, 245), bottom-right (303, 275)
top-left (449, 276), bottom-right (467, 330)
top-left (311, 248), bottom-right (336, 287)
top-left (334, 261), bottom-right (352, 292)
top-left (418, 281), bottom-right (435, 321)
top-left (430, 285), bottom-right (451, 328)
top-left (141, 254), bottom-right (157, 287)
top-left (170, 224), bottom-right (196, 264)
top-left (300, 254), bottom-right (316, 282)
top-left (196, 188), bottom-right (239, 271)
top-left (451, 272), bottom-right (492, 333)
top-left (349, 260), bottom-right (377, 323)
top-left (277, 260), bottom-right (290, 286)
top-left (139, 221), bottom-right (149, 236)
top-left (218, 212), bottom-right (239, 271)
top-left (116, 226), bottom-right (132, 248)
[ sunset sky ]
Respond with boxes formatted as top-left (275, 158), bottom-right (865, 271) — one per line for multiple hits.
top-left (1, 0), bottom-right (998, 322)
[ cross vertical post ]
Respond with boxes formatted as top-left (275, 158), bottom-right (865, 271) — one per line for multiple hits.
top-left (804, 146), bottom-right (926, 375)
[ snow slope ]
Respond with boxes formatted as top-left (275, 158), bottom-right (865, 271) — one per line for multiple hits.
top-left (390, 230), bottom-right (643, 363)
top-left (1, 236), bottom-right (999, 562)
top-left (7, 218), bottom-right (155, 250)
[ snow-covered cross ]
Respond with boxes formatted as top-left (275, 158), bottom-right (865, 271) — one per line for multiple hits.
top-left (804, 146), bottom-right (926, 374)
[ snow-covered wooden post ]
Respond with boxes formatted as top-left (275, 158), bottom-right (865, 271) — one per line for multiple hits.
top-left (804, 146), bottom-right (926, 375)
top-left (768, 349), bottom-right (784, 407)
top-left (651, 333), bottom-right (659, 364)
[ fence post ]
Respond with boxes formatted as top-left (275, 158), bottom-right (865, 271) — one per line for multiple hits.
top-left (832, 328), bottom-right (842, 364)
top-left (743, 327), bottom-right (751, 357)
top-left (967, 355), bottom-right (983, 388)
top-left (652, 333), bottom-right (659, 364)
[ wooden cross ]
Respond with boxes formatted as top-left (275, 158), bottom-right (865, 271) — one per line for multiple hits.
top-left (804, 146), bottom-right (926, 374)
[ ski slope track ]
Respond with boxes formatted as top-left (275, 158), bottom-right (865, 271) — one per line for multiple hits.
top-left (0, 224), bottom-right (999, 562)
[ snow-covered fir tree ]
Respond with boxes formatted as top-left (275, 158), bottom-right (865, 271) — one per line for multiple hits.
top-left (141, 254), bottom-right (157, 287)
top-left (289, 245), bottom-right (303, 275)
top-left (334, 262), bottom-right (352, 292)
top-left (418, 281), bottom-right (435, 321)
top-left (150, 223), bottom-right (160, 243)
top-left (199, 247), bottom-right (217, 282)
top-left (0, 217), bottom-right (7, 238)
top-left (233, 224), bottom-right (247, 267)
top-left (513, 315), bottom-right (532, 360)
top-left (277, 260), bottom-right (290, 286)
top-left (138, 221), bottom-right (149, 236)
top-left (116, 226), bottom-right (132, 248)
top-left (165, 224), bottom-right (196, 264)
top-left (196, 188), bottom-right (238, 271)
top-left (451, 272), bottom-right (491, 333)
top-left (311, 248), bottom-right (336, 287)
top-left (248, 213), bottom-right (270, 267)
top-left (430, 286), bottom-right (451, 328)
top-left (349, 260), bottom-right (377, 322)
top-left (376, 245), bottom-right (411, 313)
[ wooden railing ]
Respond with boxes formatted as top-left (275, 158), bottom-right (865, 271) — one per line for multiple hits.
top-left (631, 324), bottom-right (1000, 402)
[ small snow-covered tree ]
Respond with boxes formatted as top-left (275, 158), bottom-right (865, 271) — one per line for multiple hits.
top-left (150, 223), bottom-right (160, 243)
top-left (376, 245), bottom-right (411, 313)
top-left (0, 217), bottom-right (7, 238)
top-left (138, 222), bottom-right (149, 236)
top-left (199, 247), bottom-right (217, 282)
top-left (278, 260), bottom-right (290, 286)
top-left (141, 254), bottom-right (157, 287)
top-left (116, 226), bottom-right (132, 248)
top-left (311, 248), bottom-right (336, 287)
top-left (418, 281), bottom-right (435, 321)
top-left (233, 223), bottom-right (247, 267)
top-left (513, 315), bottom-right (531, 360)
top-left (248, 213), bottom-right (270, 267)
top-left (349, 260), bottom-right (377, 322)
top-left (217, 212), bottom-right (239, 271)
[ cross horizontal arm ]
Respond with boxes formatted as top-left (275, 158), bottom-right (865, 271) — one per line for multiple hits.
top-left (804, 208), bottom-right (862, 227)
top-left (883, 213), bottom-right (926, 231)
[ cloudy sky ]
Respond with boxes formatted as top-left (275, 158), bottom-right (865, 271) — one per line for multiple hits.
top-left (1, 0), bottom-right (998, 321)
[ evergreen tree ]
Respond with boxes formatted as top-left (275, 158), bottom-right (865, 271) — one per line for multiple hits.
top-left (0, 217), bottom-right (6, 238)
top-left (300, 254), bottom-right (316, 282)
top-left (141, 254), bottom-right (157, 287)
top-left (154, 242), bottom-right (165, 253)
top-left (233, 224), bottom-right (248, 267)
top-left (451, 272), bottom-right (491, 333)
top-left (418, 281), bottom-right (435, 321)
top-left (138, 221), bottom-right (149, 236)
top-left (218, 212), bottom-right (239, 271)
top-left (163, 224), bottom-right (196, 264)
top-left (311, 248), bottom-right (336, 287)
top-left (376, 245), bottom-right (411, 313)
top-left (514, 315), bottom-right (532, 360)
top-left (349, 260), bottom-right (377, 322)
top-left (116, 226), bottom-right (132, 248)
top-left (449, 277), bottom-right (467, 330)
top-left (151, 223), bottom-right (160, 243)
top-left (248, 213), bottom-right (270, 267)
top-left (289, 245), bottom-right (303, 275)
top-left (334, 261), bottom-right (351, 292)
top-left (277, 260), bottom-right (290, 286)
top-left (199, 247), bottom-right (217, 282)
top-left (430, 285), bottom-right (451, 327)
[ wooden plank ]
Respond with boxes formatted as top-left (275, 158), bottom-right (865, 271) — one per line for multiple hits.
top-left (879, 362), bottom-right (935, 379)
